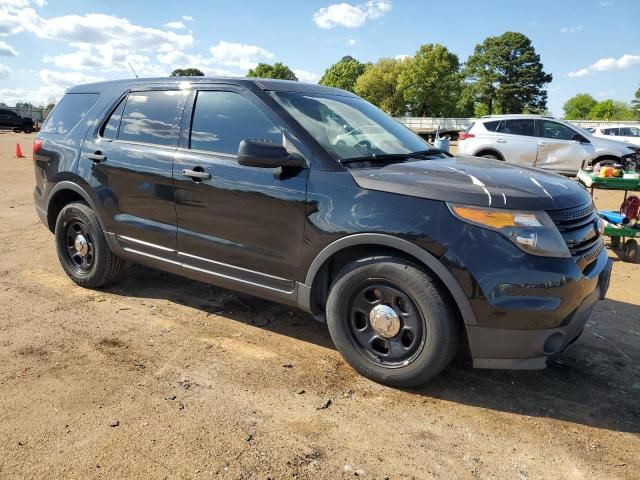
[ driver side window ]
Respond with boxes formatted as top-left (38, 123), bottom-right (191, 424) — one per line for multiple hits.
top-left (540, 120), bottom-right (576, 141)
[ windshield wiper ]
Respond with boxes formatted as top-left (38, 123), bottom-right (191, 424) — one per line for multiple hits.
top-left (340, 149), bottom-right (451, 164)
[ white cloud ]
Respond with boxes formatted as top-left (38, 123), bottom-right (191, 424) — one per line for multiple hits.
top-left (182, 15), bottom-right (193, 22)
top-left (0, 62), bottom-right (10, 78)
top-left (0, 39), bottom-right (16, 55)
top-left (209, 40), bottom-right (274, 69)
top-left (394, 54), bottom-right (410, 60)
top-left (569, 53), bottom-right (640, 77)
top-left (560, 25), bottom-right (583, 33)
top-left (313, 0), bottom-right (392, 29)
top-left (600, 1), bottom-right (613, 6)
top-left (39, 68), bottom-right (105, 87)
top-left (293, 69), bottom-right (319, 83)
top-left (165, 20), bottom-right (185, 30)
top-left (346, 38), bottom-right (358, 46)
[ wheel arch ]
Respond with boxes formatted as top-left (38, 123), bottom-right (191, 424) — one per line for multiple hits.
top-left (300, 233), bottom-right (477, 326)
top-left (46, 181), bottom-right (103, 233)
top-left (589, 154), bottom-right (621, 166)
top-left (473, 148), bottom-right (504, 161)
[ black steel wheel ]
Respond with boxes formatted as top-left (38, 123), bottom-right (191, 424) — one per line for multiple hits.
top-left (326, 257), bottom-right (460, 387)
top-left (347, 282), bottom-right (425, 368)
top-left (610, 236), bottom-right (620, 249)
top-left (55, 202), bottom-right (124, 288)
top-left (63, 220), bottom-right (95, 275)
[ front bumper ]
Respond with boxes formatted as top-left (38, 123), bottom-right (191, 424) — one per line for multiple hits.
top-left (466, 256), bottom-right (612, 370)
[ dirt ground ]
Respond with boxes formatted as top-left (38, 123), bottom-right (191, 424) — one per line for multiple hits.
top-left (0, 131), bottom-right (638, 480)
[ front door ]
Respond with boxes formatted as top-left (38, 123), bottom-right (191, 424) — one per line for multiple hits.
top-left (493, 118), bottom-right (538, 167)
top-left (535, 119), bottom-right (592, 174)
top-left (173, 88), bottom-right (309, 292)
top-left (79, 89), bottom-right (188, 254)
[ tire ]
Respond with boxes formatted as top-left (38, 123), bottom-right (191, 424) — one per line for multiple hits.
top-left (610, 236), bottom-right (620, 249)
top-left (54, 202), bottom-right (124, 288)
top-left (325, 256), bottom-right (459, 388)
top-left (23, 125), bottom-right (33, 134)
top-left (623, 239), bottom-right (638, 263)
top-left (12, 127), bottom-right (22, 133)
top-left (480, 153), bottom-right (499, 160)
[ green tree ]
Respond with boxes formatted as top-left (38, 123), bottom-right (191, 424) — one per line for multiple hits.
top-left (319, 56), bottom-right (367, 92)
top-left (246, 62), bottom-right (298, 80)
top-left (563, 93), bottom-right (598, 119)
top-left (588, 100), bottom-right (635, 120)
top-left (354, 58), bottom-right (406, 115)
top-left (632, 85), bottom-right (640, 119)
top-left (170, 68), bottom-right (204, 76)
top-left (397, 44), bottom-right (463, 117)
top-left (464, 32), bottom-right (552, 114)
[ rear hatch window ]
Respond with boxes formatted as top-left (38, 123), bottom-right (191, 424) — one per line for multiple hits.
top-left (41, 93), bottom-right (99, 134)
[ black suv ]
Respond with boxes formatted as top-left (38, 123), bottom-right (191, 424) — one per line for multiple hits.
top-left (33, 78), bottom-right (612, 387)
top-left (0, 108), bottom-right (34, 133)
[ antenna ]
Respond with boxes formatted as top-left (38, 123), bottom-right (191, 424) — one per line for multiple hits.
top-left (128, 62), bottom-right (139, 79)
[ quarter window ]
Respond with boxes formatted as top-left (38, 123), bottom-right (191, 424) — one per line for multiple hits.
top-left (41, 93), bottom-right (99, 134)
top-left (118, 90), bottom-right (184, 146)
top-left (190, 91), bottom-right (282, 155)
top-left (483, 120), bottom-right (501, 132)
top-left (540, 120), bottom-right (576, 141)
top-left (502, 119), bottom-right (535, 136)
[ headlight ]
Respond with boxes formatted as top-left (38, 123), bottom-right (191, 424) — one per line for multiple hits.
top-left (449, 204), bottom-right (571, 258)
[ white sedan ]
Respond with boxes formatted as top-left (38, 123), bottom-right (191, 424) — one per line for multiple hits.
top-left (591, 124), bottom-right (640, 146)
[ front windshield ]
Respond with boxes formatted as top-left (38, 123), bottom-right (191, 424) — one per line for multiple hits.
top-left (272, 91), bottom-right (431, 161)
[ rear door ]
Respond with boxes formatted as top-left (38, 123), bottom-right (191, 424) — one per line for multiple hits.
top-left (173, 87), bottom-right (309, 290)
top-left (493, 119), bottom-right (538, 166)
top-left (535, 119), bottom-right (591, 174)
top-left (79, 88), bottom-right (188, 257)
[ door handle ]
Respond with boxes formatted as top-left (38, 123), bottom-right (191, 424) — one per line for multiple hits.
top-left (86, 151), bottom-right (106, 163)
top-left (182, 168), bottom-right (211, 181)
top-left (495, 139), bottom-right (506, 143)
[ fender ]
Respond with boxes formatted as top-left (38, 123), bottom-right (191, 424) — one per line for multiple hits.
top-left (45, 180), bottom-right (119, 252)
top-left (300, 233), bottom-right (477, 326)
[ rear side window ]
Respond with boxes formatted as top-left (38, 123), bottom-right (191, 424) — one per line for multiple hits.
top-left (602, 128), bottom-right (619, 136)
top-left (118, 91), bottom-right (183, 146)
top-left (101, 98), bottom-right (125, 140)
top-left (190, 91), bottom-right (282, 155)
top-left (41, 93), bottom-right (99, 134)
top-left (502, 119), bottom-right (535, 136)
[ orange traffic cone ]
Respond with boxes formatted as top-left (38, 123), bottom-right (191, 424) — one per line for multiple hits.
top-left (15, 143), bottom-right (24, 158)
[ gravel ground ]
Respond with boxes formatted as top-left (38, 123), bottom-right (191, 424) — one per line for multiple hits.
top-left (0, 132), bottom-right (639, 479)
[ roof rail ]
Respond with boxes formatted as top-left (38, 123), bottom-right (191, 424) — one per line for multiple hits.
top-left (480, 114), bottom-right (555, 119)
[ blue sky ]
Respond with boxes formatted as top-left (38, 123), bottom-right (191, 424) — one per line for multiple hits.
top-left (0, 0), bottom-right (638, 116)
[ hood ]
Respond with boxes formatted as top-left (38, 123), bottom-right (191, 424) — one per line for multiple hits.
top-left (589, 134), bottom-right (637, 154)
top-left (349, 155), bottom-right (591, 211)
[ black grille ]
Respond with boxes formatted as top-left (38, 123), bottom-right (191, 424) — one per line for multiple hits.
top-left (547, 202), bottom-right (603, 270)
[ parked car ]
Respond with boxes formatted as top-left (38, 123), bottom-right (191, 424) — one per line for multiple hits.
top-left (591, 124), bottom-right (640, 146)
top-left (33, 78), bottom-right (612, 387)
top-left (458, 114), bottom-right (639, 174)
top-left (0, 108), bottom-right (35, 133)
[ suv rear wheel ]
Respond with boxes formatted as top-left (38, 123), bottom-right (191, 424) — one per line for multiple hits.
top-left (325, 257), bottom-right (459, 387)
top-left (54, 202), bottom-right (124, 288)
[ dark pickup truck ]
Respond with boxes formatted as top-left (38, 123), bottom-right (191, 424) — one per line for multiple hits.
top-left (0, 108), bottom-right (34, 133)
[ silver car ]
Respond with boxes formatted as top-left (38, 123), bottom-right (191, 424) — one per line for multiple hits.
top-left (458, 114), bottom-right (639, 174)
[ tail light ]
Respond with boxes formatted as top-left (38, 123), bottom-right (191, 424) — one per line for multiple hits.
top-left (459, 132), bottom-right (475, 141)
top-left (33, 138), bottom-right (43, 154)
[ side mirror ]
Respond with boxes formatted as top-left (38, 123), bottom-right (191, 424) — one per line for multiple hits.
top-left (237, 139), bottom-right (305, 168)
top-left (572, 133), bottom-right (590, 144)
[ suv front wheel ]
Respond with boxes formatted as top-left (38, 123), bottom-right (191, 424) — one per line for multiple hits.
top-left (54, 202), bottom-right (124, 288)
top-left (326, 257), bottom-right (459, 387)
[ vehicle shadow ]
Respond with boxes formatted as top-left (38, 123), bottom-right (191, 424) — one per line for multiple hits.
top-left (105, 265), bottom-right (640, 434)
